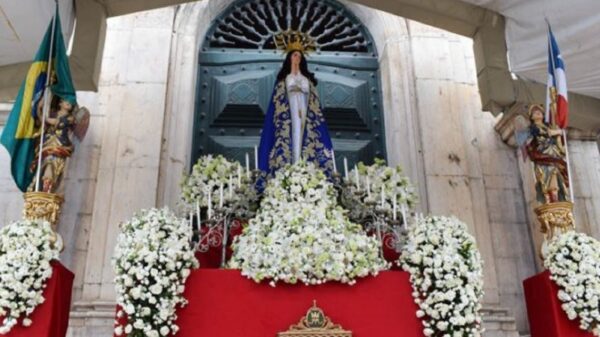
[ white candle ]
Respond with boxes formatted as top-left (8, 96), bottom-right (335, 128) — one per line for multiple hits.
top-left (343, 157), bottom-right (349, 179)
top-left (380, 185), bottom-right (385, 208)
top-left (366, 175), bottom-right (371, 197)
top-left (392, 195), bottom-right (397, 221)
top-left (207, 187), bottom-right (212, 220)
top-left (189, 212), bottom-right (193, 227)
top-left (229, 175), bottom-right (233, 199)
top-left (331, 150), bottom-right (337, 173)
top-left (237, 165), bottom-right (242, 187)
top-left (196, 200), bottom-right (201, 225)
top-left (219, 183), bottom-right (224, 208)
top-left (245, 153), bottom-right (250, 178)
top-left (254, 146), bottom-right (259, 170)
top-left (401, 203), bottom-right (408, 228)
top-left (354, 165), bottom-right (360, 189)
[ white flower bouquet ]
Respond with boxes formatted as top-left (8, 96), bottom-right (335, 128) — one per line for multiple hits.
top-left (0, 219), bottom-right (61, 334)
top-left (545, 231), bottom-right (600, 336)
top-left (180, 154), bottom-right (258, 219)
top-left (113, 208), bottom-right (199, 337)
top-left (229, 161), bottom-right (389, 286)
top-left (344, 158), bottom-right (417, 220)
top-left (400, 216), bottom-right (484, 337)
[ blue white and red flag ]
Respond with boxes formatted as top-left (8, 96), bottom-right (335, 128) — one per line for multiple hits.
top-left (545, 25), bottom-right (568, 129)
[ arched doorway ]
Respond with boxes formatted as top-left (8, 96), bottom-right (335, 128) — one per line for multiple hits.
top-left (192, 0), bottom-right (387, 169)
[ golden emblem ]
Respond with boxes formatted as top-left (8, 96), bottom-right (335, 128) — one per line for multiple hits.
top-left (278, 301), bottom-right (352, 337)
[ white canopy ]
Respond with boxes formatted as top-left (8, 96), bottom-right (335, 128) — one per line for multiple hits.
top-left (462, 0), bottom-right (600, 99)
top-left (0, 0), bottom-right (74, 67)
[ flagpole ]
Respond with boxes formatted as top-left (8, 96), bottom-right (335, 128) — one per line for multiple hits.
top-left (35, 3), bottom-right (58, 192)
top-left (562, 130), bottom-right (575, 211)
top-left (546, 21), bottom-right (558, 129)
top-left (546, 20), bottom-right (575, 214)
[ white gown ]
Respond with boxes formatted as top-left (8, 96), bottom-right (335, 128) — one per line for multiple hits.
top-left (286, 72), bottom-right (310, 164)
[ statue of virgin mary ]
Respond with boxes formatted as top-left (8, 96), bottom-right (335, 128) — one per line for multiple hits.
top-left (257, 32), bottom-right (334, 181)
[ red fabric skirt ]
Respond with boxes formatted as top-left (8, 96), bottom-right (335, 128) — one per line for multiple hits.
top-left (3, 260), bottom-right (74, 337)
top-left (523, 270), bottom-right (594, 337)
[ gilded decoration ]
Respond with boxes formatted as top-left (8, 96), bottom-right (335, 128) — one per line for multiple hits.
top-left (267, 81), bottom-right (334, 177)
top-left (301, 84), bottom-right (334, 176)
top-left (268, 81), bottom-right (293, 172)
top-left (278, 301), bottom-right (352, 337)
top-left (535, 201), bottom-right (575, 242)
top-left (23, 191), bottom-right (64, 249)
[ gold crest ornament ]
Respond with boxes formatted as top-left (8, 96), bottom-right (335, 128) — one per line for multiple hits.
top-left (273, 30), bottom-right (317, 54)
top-left (278, 301), bottom-right (352, 337)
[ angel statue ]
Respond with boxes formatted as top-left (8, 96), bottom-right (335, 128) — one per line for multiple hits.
top-left (517, 104), bottom-right (569, 204)
top-left (257, 31), bottom-right (334, 181)
top-left (28, 94), bottom-right (89, 193)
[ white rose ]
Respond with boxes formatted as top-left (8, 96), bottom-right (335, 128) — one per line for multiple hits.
top-left (150, 284), bottom-right (163, 295)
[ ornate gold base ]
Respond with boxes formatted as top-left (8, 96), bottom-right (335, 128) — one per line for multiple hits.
top-left (23, 192), bottom-right (64, 251)
top-left (23, 192), bottom-right (64, 229)
top-left (535, 201), bottom-right (575, 243)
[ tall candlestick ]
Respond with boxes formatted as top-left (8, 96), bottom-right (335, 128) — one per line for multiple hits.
top-left (354, 165), bottom-right (360, 189)
top-left (392, 195), bottom-right (397, 221)
top-left (229, 175), bottom-right (233, 199)
top-left (254, 146), bottom-right (259, 170)
top-left (343, 157), bottom-right (349, 179)
top-left (331, 150), bottom-right (337, 173)
top-left (366, 175), bottom-right (371, 197)
top-left (189, 212), bottom-right (193, 228)
top-left (237, 165), bottom-right (242, 187)
top-left (219, 183), bottom-right (224, 208)
top-left (245, 153), bottom-right (250, 178)
top-left (380, 185), bottom-right (385, 208)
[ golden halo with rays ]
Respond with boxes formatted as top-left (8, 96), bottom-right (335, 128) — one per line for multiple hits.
top-left (273, 30), bottom-right (317, 55)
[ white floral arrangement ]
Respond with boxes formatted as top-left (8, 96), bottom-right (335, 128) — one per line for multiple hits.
top-left (180, 154), bottom-right (258, 219)
top-left (229, 161), bottom-right (389, 286)
top-left (0, 219), bottom-right (61, 334)
top-left (545, 231), bottom-right (600, 336)
top-left (400, 215), bottom-right (484, 337)
top-left (344, 159), bottom-right (418, 220)
top-left (113, 208), bottom-right (199, 337)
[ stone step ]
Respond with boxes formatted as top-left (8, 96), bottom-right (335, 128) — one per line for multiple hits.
top-left (481, 306), bottom-right (514, 317)
top-left (481, 306), bottom-right (521, 337)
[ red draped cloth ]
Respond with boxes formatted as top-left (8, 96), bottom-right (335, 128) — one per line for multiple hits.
top-left (523, 270), bottom-right (594, 337)
top-left (2, 260), bottom-right (74, 337)
top-left (115, 269), bottom-right (425, 337)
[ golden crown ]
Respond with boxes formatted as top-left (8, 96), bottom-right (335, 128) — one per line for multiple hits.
top-left (273, 30), bottom-right (316, 54)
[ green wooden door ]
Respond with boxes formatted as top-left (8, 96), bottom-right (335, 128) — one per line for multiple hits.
top-left (192, 0), bottom-right (386, 170)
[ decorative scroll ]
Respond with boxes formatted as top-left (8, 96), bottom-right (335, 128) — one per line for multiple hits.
top-left (23, 191), bottom-right (63, 229)
top-left (535, 201), bottom-right (575, 242)
top-left (208, 0), bottom-right (371, 53)
top-left (278, 301), bottom-right (352, 337)
top-left (22, 191), bottom-right (64, 250)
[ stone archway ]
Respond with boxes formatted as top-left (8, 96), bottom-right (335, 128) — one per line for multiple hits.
top-left (191, 0), bottom-right (388, 170)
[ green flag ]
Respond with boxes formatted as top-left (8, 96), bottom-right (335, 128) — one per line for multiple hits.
top-left (0, 6), bottom-right (76, 192)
